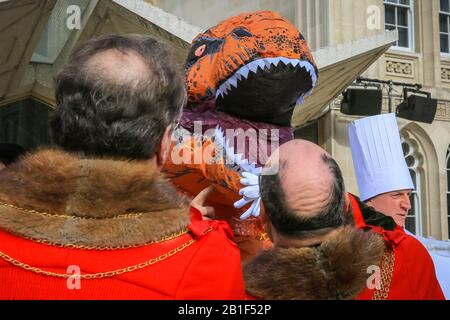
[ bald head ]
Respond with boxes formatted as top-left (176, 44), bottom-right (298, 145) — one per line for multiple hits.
top-left (264, 140), bottom-right (334, 217)
top-left (84, 48), bottom-right (150, 88)
top-left (261, 139), bottom-right (345, 238)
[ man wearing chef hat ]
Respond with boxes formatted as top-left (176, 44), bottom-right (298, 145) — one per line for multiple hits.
top-left (348, 113), bottom-right (444, 300)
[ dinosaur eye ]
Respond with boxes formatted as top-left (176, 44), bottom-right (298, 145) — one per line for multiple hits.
top-left (232, 28), bottom-right (252, 38)
top-left (185, 39), bottom-right (224, 69)
top-left (195, 44), bottom-right (206, 57)
top-left (186, 42), bottom-right (206, 69)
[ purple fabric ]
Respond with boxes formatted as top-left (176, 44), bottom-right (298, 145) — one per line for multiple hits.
top-left (180, 110), bottom-right (293, 167)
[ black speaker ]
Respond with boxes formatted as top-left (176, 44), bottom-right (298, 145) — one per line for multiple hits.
top-left (340, 88), bottom-right (382, 116)
top-left (396, 95), bottom-right (437, 124)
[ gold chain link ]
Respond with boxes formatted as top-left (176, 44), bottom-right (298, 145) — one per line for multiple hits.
top-left (257, 233), bottom-right (270, 241)
top-left (23, 228), bottom-right (189, 250)
top-left (372, 248), bottom-right (395, 300)
top-left (0, 238), bottom-right (197, 279)
top-left (0, 201), bottom-right (143, 220)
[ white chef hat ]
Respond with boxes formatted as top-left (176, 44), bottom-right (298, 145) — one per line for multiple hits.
top-left (348, 113), bottom-right (414, 201)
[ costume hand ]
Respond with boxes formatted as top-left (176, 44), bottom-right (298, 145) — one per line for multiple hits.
top-left (234, 168), bottom-right (262, 220)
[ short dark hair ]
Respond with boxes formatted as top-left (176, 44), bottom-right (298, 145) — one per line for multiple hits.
top-left (51, 35), bottom-right (186, 159)
top-left (260, 154), bottom-right (345, 238)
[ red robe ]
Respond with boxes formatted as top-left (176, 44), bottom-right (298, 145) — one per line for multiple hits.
top-left (0, 208), bottom-right (245, 300)
top-left (349, 194), bottom-right (444, 300)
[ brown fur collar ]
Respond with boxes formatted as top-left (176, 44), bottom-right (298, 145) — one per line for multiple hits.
top-left (0, 149), bottom-right (191, 247)
top-left (244, 226), bottom-right (385, 300)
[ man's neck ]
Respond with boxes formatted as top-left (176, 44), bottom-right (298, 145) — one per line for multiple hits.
top-left (272, 227), bottom-right (342, 249)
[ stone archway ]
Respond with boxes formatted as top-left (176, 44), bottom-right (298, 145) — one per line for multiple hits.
top-left (400, 122), bottom-right (442, 238)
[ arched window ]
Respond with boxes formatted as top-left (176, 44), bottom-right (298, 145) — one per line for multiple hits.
top-left (447, 145), bottom-right (450, 239)
top-left (402, 138), bottom-right (422, 235)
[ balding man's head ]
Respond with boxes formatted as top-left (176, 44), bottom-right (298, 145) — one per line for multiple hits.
top-left (51, 35), bottom-right (186, 160)
top-left (261, 140), bottom-right (345, 240)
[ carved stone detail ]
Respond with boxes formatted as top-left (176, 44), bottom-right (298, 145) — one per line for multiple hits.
top-left (441, 67), bottom-right (450, 82)
top-left (386, 60), bottom-right (414, 77)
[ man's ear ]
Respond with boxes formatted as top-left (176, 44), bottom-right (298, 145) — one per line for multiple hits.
top-left (156, 125), bottom-right (173, 167)
top-left (344, 192), bottom-right (351, 213)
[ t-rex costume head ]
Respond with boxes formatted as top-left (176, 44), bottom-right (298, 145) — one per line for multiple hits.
top-left (164, 11), bottom-right (318, 256)
top-left (185, 10), bottom-right (317, 126)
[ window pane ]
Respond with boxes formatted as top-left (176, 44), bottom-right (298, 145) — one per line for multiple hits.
top-left (405, 216), bottom-right (416, 234)
top-left (398, 27), bottom-right (409, 47)
top-left (399, 0), bottom-right (410, 5)
top-left (440, 15), bottom-right (449, 33)
top-left (408, 194), bottom-right (415, 216)
top-left (447, 148), bottom-right (450, 167)
top-left (448, 216), bottom-right (450, 239)
top-left (386, 5), bottom-right (396, 24)
top-left (0, 100), bottom-right (53, 150)
top-left (447, 194), bottom-right (450, 215)
top-left (410, 169), bottom-right (416, 187)
top-left (386, 24), bottom-right (396, 31)
top-left (406, 155), bottom-right (415, 167)
top-left (447, 169), bottom-right (450, 190)
top-left (397, 7), bottom-right (409, 27)
top-left (31, 0), bottom-right (91, 64)
top-left (442, 0), bottom-right (450, 13)
top-left (448, 194), bottom-right (450, 239)
top-left (441, 34), bottom-right (450, 53)
top-left (402, 142), bottom-right (410, 156)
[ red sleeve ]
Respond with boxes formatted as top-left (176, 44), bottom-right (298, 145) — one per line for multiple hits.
top-left (401, 236), bottom-right (445, 300)
top-left (174, 208), bottom-right (245, 300)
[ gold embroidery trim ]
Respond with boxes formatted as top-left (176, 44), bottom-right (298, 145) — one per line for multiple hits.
top-left (21, 228), bottom-right (190, 250)
top-left (372, 248), bottom-right (395, 300)
top-left (0, 201), bottom-right (143, 220)
top-left (0, 201), bottom-right (190, 250)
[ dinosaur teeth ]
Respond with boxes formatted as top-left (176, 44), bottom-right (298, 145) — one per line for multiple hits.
top-left (238, 67), bottom-right (250, 79)
top-left (268, 57), bottom-right (281, 67)
top-left (257, 60), bottom-right (266, 70)
top-left (279, 57), bottom-right (291, 66)
top-left (229, 77), bottom-right (238, 88)
top-left (248, 62), bottom-right (259, 73)
top-left (215, 58), bottom-right (318, 100)
top-left (290, 60), bottom-right (300, 67)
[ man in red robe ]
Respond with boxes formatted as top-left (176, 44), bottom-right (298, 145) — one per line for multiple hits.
top-left (348, 113), bottom-right (444, 300)
top-left (0, 35), bottom-right (245, 300)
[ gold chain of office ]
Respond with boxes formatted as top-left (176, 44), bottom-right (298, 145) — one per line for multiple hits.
top-left (372, 249), bottom-right (395, 300)
top-left (0, 238), bottom-right (196, 279)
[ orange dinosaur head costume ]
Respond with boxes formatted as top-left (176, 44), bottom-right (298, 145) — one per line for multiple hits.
top-left (185, 11), bottom-right (317, 126)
